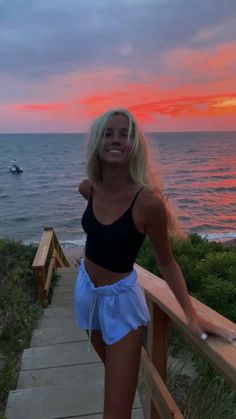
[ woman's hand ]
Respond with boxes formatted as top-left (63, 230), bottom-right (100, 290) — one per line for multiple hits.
top-left (187, 314), bottom-right (236, 343)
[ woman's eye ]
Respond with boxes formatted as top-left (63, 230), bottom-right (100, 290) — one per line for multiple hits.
top-left (105, 132), bottom-right (111, 137)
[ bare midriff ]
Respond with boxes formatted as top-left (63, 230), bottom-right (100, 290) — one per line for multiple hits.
top-left (84, 256), bottom-right (132, 287)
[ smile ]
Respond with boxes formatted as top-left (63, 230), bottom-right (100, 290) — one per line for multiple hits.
top-left (107, 149), bottom-right (123, 153)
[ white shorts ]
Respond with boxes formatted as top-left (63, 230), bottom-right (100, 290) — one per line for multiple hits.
top-left (74, 259), bottom-right (150, 346)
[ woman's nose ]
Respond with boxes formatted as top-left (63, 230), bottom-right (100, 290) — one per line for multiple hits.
top-left (111, 132), bottom-right (121, 143)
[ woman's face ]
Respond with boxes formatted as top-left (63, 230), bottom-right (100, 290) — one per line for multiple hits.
top-left (98, 114), bottom-right (134, 164)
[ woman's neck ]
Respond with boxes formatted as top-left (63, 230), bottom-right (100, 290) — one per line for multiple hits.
top-left (100, 164), bottom-right (132, 191)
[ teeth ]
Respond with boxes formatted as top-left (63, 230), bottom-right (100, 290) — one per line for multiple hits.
top-left (108, 150), bottom-right (122, 153)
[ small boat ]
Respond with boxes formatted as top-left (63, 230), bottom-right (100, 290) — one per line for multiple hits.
top-left (9, 160), bottom-right (23, 173)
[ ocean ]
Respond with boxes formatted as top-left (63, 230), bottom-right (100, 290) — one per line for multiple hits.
top-left (0, 132), bottom-right (235, 249)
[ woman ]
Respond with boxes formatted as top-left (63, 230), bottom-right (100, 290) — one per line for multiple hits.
top-left (74, 108), bottom-right (236, 419)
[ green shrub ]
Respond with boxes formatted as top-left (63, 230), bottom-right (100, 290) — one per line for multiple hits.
top-left (0, 239), bottom-right (43, 414)
top-left (137, 233), bottom-right (236, 321)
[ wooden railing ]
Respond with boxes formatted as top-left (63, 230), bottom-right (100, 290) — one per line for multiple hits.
top-left (32, 227), bottom-right (70, 306)
top-left (136, 264), bottom-right (236, 419)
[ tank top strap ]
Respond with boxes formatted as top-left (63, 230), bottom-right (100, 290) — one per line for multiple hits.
top-left (130, 187), bottom-right (144, 209)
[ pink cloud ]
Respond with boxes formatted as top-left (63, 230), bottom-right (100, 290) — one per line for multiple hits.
top-left (12, 103), bottom-right (69, 112)
top-left (164, 41), bottom-right (236, 79)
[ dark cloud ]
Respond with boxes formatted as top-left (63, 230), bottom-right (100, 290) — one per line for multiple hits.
top-left (0, 0), bottom-right (235, 80)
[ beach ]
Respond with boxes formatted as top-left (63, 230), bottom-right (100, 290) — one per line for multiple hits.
top-left (62, 246), bottom-right (84, 266)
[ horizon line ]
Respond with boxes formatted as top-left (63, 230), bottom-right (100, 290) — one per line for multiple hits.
top-left (1, 129), bottom-right (236, 135)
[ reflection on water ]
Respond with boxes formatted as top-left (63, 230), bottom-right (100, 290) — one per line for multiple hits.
top-left (0, 131), bottom-right (235, 244)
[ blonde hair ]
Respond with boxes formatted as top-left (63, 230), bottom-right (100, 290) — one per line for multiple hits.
top-left (86, 108), bottom-right (185, 238)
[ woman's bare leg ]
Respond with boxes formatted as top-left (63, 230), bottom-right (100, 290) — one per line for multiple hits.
top-left (104, 326), bottom-right (144, 419)
top-left (87, 330), bottom-right (106, 364)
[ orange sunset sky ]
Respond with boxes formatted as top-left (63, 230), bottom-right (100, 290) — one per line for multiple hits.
top-left (0, 0), bottom-right (236, 132)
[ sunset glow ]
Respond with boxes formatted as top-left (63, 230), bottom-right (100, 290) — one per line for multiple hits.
top-left (213, 99), bottom-right (236, 108)
top-left (0, 1), bottom-right (236, 132)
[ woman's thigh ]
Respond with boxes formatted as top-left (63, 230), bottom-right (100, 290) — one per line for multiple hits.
top-left (86, 329), bottom-right (106, 364)
top-left (104, 326), bottom-right (145, 419)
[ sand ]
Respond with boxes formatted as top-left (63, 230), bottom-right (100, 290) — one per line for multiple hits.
top-left (62, 246), bottom-right (85, 266)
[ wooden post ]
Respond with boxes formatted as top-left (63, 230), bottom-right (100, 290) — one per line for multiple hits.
top-left (144, 299), bottom-right (154, 419)
top-left (151, 304), bottom-right (170, 419)
top-left (34, 266), bottom-right (47, 307)
top-left (152, 304), bottom-right (170, 381)
top-left (145, 300), bottom-right (170, 419)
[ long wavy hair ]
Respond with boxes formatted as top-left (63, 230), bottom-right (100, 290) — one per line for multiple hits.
top-left (86, 108), bottom-right (185, 237)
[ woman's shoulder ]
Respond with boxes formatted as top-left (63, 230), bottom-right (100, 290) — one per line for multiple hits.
top-left (139, 188), bottom-right (166, 218)
top-left (78, 178), bottom-right (93, 200)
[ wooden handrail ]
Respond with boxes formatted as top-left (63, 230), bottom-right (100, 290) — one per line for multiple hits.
top-left (32, 227), bottom-right (70, 306)
top-left (135, 264), bottom-right (236, 418)
top-left (32, 228), bottom-right (54, 268)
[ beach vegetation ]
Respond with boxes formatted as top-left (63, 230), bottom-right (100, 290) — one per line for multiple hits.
top-left (0, 239), bottom-right (43, 416)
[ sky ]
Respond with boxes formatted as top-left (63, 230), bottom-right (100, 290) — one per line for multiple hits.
top-left (0, 0), bottom-right (236, 132)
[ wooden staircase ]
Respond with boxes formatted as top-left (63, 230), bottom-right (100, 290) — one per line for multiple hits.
top-left (5, 266), bottom-right (144, 419)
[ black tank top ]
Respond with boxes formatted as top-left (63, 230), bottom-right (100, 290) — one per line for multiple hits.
top-left (81, 188), bottom-right (146, 273)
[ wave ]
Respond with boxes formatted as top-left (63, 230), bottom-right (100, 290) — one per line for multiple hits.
top-left (14, 216), bottom-right (31, 222)
top-left (60, 238), bottom-right (86, 248)
top-left (177, 198), bottom-right (197, 204)
top-left (208, 186), bottom-right (236, 193)
top-left (203, 167), bottom-right (230, 173)
top-left (200, 232), bottom-right (236, 241)
top-left (22, 240), bottom-right (39, 246)
top-left (208, 175), bottom-right (236, 181)
top-left (22, 237), bottom-right (86, 248)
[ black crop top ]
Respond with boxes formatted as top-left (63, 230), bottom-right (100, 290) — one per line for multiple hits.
top-left (81, 188), bottom-right (146, 273)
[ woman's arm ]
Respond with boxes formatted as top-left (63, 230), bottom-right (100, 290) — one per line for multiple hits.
top-left (78, 178), bottom-right (92, 200)
top-left (145, 193), bottom-right (236, 342)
